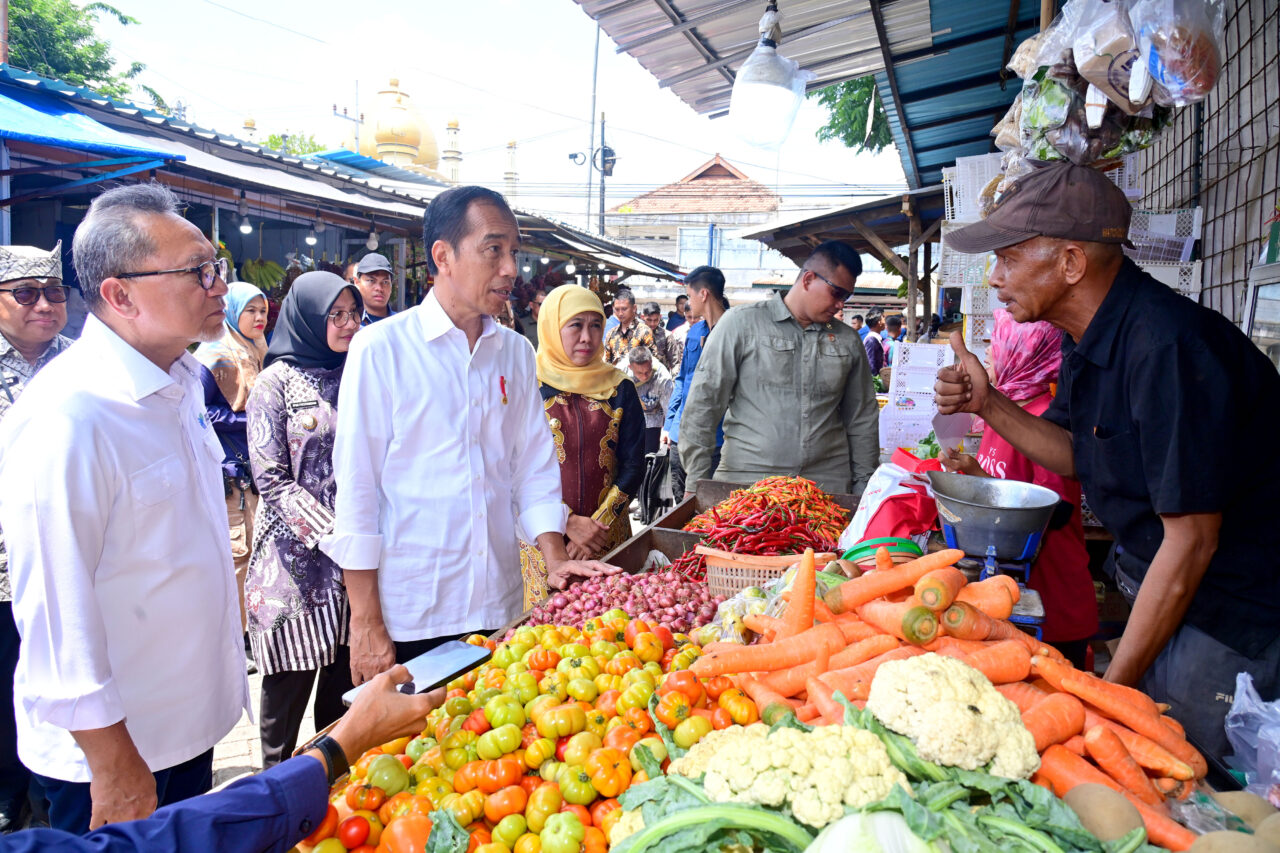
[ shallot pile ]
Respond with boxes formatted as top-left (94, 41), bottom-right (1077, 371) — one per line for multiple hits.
top-left (527, 571), bottom-right (725, 634)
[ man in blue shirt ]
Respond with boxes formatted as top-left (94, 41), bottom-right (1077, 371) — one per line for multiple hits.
top-left (863, 310), bottom-right (885, 373)
top-left (663, 266), bottom-right (727, 498)
top-left (0, 668), bottom-right (440, 851)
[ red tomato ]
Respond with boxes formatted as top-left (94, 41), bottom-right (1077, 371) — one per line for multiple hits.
top-left (462, 708), bottom-right (491, 735)
top-left (337, 814), bottom-right (372, 848)
top-left (376, 813), bottom-right (433, 853)
top-left (396, 754), bottom-right (413, 770)
top-left (559, 801), bottom-right (593, 827)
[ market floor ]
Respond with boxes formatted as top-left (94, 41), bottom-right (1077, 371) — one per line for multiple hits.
top-left (210, 668), bottom-right (319, 790)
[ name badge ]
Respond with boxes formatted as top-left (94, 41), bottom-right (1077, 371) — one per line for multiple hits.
top-left (288, 400), bottom-right (320, 413)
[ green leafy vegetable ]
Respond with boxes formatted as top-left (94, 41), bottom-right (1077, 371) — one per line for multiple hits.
top-left (609, 803), bottom-right (814, 853)
top-left (425, 809), bottom-right (470, 853)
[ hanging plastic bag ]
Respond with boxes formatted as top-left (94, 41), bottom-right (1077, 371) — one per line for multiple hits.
top-left (1130, 0), bottom-right (1225, 106)
top-left (1072, 0), bottom-right (1152, 114)
top-left (1225, 672), bottom-right (1280, 807)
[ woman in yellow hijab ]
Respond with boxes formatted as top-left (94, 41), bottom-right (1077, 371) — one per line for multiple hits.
top-left (521, 284), bottom-right (646, 607)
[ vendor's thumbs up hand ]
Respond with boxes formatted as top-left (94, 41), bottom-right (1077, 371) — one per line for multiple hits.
top-left (934, 332), bottom-right (989, 415)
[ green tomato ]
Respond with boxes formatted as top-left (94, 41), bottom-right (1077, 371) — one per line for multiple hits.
top-left (505, 661), bottom-right (529, 676)
top-left (366, 753), bottom-right (410, 797)
top-left (493, 814), bottom-right (528, 849)
top-left (566, 677), bottom-right (598, 703)
top-left (557, 765), bottom-right (598, 805)
top-left (477, 723), bottom-right (522, 760)
top-left (622, 668), bottom-right (655, 689)
top-left (444, 696), bottom-right (473, 718)
top-left (311, 838), bottom-right (348, 853)
top-left (405, 736), bottom-right (434, 764)
top-left (589, 640), bottom-right (620, 659)
top-left (601, 608), bottom-right (628, 622)
top-left (485, 695), bottom-right (527, 729)
top-left (511, 627), bottom-right (538, 647)
top-left (559, 642), bottom-right (591, 659)
top-left (541, 812), bottom-right (586, 853)
top-left (472, 686), bottom-right (501, 707)
top-left (562, 731), bottom-right (602, 767)
top-left (630, 736), bottom-right (667, 772)
top-left (410, 762), bottom-right (437, 786)
top-left (539, 759), bottom-right (566, 783)
top-left (673, 715), bottom-right (713, 750)
top-left (505, 671), bottom-right (539, 705)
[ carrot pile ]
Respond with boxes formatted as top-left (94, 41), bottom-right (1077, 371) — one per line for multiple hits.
top-left (690, 545), bottom-right (1207, 852)
top-left (682, 475), bottom-right (850, 542)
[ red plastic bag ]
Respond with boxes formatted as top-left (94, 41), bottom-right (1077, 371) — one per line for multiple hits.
top-left (838, 450), bottom-right (944, 549)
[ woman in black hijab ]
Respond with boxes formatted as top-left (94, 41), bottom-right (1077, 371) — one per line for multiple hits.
top-left (244, 272), bottom-right (363, 766)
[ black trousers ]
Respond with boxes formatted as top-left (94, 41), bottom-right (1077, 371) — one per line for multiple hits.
top-left (668, 441), bottom-right (720, 499)
top-left (258, 644), bottom-right (353, 768)
top-left (0, 602), bottom-right (30, 821)
top-left (643, 427), bottom-right (661, 457)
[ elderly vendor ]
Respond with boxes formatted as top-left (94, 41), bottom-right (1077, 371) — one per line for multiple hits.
top-left (934, 162), bottom-right (1280, 761)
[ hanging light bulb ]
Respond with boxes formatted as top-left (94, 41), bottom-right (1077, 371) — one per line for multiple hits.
top-left (540, 256), bottom-right (550, 265)
top-left (238, 215), bottom-right (253, 235)
top-left (728, 2), bottom-right (815, 150)
top-left (305, 230), bottom-right (318, 246)
top-left (522, 264), bottom-right (531, 274)
top-left (314, 218), bottom-right (326, 235)
top-left (366, 230), bottom-right (379, 251)
top-left (565, 262), bottom-right (577, 275)
top-left (597, 262), bottom-right (606, 269)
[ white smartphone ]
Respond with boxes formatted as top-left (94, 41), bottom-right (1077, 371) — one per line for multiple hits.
top-left (341, 640), bottom-right (492, 707)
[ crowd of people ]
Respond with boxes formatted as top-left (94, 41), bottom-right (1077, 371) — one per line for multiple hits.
top-left (0, 161), bottom-right (1273, 849)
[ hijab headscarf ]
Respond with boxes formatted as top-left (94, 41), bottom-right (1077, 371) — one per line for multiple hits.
top-left (988, 308), bottom-right (1063, 402)
top-left (535, 284), bottom-right (627, 401)
top-left (194, 281), bottom-right (267, 410)
top-left (265, 271), bottom-right (363, 370)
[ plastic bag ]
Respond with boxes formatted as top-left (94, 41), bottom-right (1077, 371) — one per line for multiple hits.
top-left (728, 9), bottom-right (816, 150)
top-left (1130, 0), bottom-right (1224, 106)
top-left (838, 449), bottom-right (942, 551)
top-left (1006, 34), bottom-right (1043, 80)
top-left (1225, 672), bottom-right (1280, 806)
top-left (991, 93), bottom-right (1023, 151)
top-left (1072, 0), bottom-right (1151, 114)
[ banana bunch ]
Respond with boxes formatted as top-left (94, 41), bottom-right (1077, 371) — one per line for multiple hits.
top-left (239, 258), bottom-right (285, 292)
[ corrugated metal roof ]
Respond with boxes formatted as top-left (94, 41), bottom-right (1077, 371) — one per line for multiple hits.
top-left (573, 0), bottom-right (933, 117)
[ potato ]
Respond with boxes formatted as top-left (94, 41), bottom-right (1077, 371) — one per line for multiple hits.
top-left (1190, 830), bottom-right (1280, 852)
top-left (1210, 790), bottom-right (1278, 830)
top-left (1064, 783), bottom-right (1143, 841)
top-left (1257, 812), bottom-right (1280, 848)
top-left (833, 559), bottom-right (862, 579)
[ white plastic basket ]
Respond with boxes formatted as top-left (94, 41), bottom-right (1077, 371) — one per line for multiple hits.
top-left (1102, 153), bottom-right (1143, 200)
top-left (1127, 208), bottom-right (1203, 263)
top-left (939, 223), bottom-right (992, 288)
top-left (1140, 260), bottom-right (1203, 299)
top-left (961, 280), bottom-right (997, 315)
top-left (943, 153), bottom-right (1003, 223)
top-left (942, 167), bottom-right (958, 222)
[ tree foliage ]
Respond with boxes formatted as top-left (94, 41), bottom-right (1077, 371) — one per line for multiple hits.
top-left (9, 0), bottom-right (145, 99)
top-left (810, 75), bottom-right (894, 155)
top-left (264, 132), bottom-right (327, 156)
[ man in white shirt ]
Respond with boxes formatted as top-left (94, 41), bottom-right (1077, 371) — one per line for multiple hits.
top-left (0, 183), bottom-right (250, 834)
top-left (323, 186), bottom-right (617, 683)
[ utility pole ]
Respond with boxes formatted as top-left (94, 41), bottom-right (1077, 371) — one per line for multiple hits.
top-left (597, 113), bottom-right (606, 236)
top-left (585, 25), bottom-right (600, 232)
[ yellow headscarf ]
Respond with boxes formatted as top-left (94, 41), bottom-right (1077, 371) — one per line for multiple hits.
top-left (535, 284), bottom-right (628, 401)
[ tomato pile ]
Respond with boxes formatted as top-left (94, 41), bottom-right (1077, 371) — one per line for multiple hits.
top-left (298, 612), bottom-right (759, 853)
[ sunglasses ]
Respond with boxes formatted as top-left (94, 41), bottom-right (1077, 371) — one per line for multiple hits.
top-left (805, 267), bottom-right (852, 303)
top-left (0, 283), bottom-right (70, 306)
top-left (117, 257), bottom-right (229, 292)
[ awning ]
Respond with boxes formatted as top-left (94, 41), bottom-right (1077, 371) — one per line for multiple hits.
top-left (0, 87), bottom-right (182, 160)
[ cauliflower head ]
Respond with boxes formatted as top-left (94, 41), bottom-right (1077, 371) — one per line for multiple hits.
top-left (674, 723), bottom-right (907, 829)
top-left (609, 808), bottom-right (645, 845)
top-left (865, 653), bottom-right (1040, 779)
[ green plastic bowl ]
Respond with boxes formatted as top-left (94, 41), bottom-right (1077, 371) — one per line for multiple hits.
top-left (841, 537), bottom-right (923, 564)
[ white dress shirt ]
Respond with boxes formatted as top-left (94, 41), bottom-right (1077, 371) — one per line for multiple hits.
top-left (0, 315), bottom-right (250, 782)
top-left (322, 290), bottom-right (565, 641)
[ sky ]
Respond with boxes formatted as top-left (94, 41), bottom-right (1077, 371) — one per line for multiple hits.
top-left (96, 0), bottom-right (906, 231)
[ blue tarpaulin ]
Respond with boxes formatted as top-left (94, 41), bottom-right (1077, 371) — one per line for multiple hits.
top-left (0, 87), bottom-right (182, 161)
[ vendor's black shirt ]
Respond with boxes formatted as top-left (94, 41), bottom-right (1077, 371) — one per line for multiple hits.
top-left (1042, 259), bottom-right (1280, 658)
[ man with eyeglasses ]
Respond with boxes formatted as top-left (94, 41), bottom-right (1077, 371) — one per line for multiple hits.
top-left (680, 240), bottom-right (879, 496)
top-left (0, 182), bottom-right (250, 834)
top-left (0, 242), bottom-right (73, 832)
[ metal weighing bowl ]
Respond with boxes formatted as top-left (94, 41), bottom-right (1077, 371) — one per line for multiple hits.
top-left (926, 471), bottom-right (1060, 562)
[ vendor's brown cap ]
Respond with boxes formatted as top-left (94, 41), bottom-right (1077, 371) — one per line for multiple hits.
top-left (945, 161), bottom-right (1133, 254)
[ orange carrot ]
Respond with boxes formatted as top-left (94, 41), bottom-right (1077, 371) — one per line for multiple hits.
top-left (1084, 725), bottom-right (1163, 806)
top-left (924, 636), bottom-right (994, 656)
top-left (1152, 777), bottom-right (1192, 801)
top-left (832, 618), bottom-right (880, 644)
top-left (738, 675), bottom-right (797, 726)
top-left (743, 613), bottom-right (784, 638)
top-left (1058, 671), bottom-right (1207, 780)
top-left (995, 681), bottom-right (1050, 713)
top-left (759, 633), bottom-right (900, 697)
top-left (795, 703), bottom-right (820, 722)
top-left (941, 601), bottom-right (1000, 640)
top-left (1031, 656), bottom-right (1161, 717)
top-left (874, 546), bottom-right (894, 571)
top-left (1062, 735), bottom-right (1087, 756)
top-left (805, 677), bottom-right (847, 725)
top-left (690, 622), bottom-right (845, 678)
top-left (1022, 692), bottom-right (1085, 752)
top-left (1161, 715), bottom-right (1185, 739)
top-left (914, 567), bottom-right (968, 611)
top-left (778, 549), bottom-right (816, 639)
top-left (955, 578), bottom-right (1015, 620)
top-left (989, 573), bottom-right (1021, 604)
top-left (856, 598), bottom-right (939, 645)
top-left (1122, 792), bottom-right (1196, 851)
top-left (817, 646), bottom-right (926, 700)
top-left (1082, 708), bottom-right (1195, 781)
top-left (813, 597), bottom-right (836, 623)
top-left (1029, 677), bottom-right (1058, 693)
top-left (961, 640), bottom-right (1032, 684)
top-left (824, 549), bottom-right (965, 614)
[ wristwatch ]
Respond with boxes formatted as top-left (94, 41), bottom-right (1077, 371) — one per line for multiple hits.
top-left (299, 732), bottom-right (349, 786)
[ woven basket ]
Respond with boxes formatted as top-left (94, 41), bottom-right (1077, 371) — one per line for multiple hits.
top-left (698, 546), bottom-right (837, 599)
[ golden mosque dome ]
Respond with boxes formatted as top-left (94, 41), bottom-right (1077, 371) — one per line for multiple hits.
top-left (343, 78), bottom-right (439, 170)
